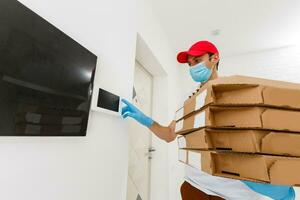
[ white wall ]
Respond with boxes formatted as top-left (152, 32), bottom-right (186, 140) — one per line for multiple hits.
top-left (137, 1), bottom-right (185, 200)
top-left (0, 0), bottom-right (136, 200)
top-left (220, 44), bottom-right (300, 84)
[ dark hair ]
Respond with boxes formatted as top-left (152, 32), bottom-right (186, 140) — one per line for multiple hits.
top-left (208, 52), bottom-right (219, 70)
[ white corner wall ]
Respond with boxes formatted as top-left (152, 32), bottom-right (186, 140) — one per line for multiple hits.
top-left (0, 0), bottom-right (189, 199)
top-left (137, 1), bottom-right (185, 200)
top-left (220, 45), bottom-right (300, 84)
top-left (0, 0), bottom-right (136, 200)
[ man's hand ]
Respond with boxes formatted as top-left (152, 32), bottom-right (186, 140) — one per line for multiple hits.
top-left (121, 98), bottom-right (176, 143)
top-left (121, 99), bottom-right (154, 128)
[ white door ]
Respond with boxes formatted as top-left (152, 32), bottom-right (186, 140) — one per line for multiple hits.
top-left (127, 61), bottom-right (153, 200)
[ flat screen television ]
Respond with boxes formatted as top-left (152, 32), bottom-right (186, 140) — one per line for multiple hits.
top-left (0, 0), bottom-right (97, 136)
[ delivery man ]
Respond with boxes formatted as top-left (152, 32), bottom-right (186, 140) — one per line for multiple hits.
top-left (121, 41), bottom-right (295, 200)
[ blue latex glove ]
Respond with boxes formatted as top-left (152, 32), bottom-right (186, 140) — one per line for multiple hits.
top-left (121, 99), bottom-right (154, 128)
top-left (242, 181), bottom-right (295, 200)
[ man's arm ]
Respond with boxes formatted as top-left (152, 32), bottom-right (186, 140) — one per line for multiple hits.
top-left (149, 120), bottom-right (177, 143)
top-left (121, 99), bottom-right (177, 143)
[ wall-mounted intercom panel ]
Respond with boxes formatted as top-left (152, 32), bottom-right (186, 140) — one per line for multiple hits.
top-left (91, 86), bottom-right (123, 116)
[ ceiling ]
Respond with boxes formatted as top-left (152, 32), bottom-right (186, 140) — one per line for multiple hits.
top-left (149, 0), bottom-right (300, 57)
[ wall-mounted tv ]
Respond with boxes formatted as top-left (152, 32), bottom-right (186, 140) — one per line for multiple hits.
top-left (0, 0), bottom-right (97, 136)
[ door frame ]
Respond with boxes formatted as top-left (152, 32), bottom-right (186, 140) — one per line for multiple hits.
top-left (135, 33), bottom-right (169, 200)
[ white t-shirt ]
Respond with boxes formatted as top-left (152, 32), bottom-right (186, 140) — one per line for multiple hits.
top-left (185, 165), bottom-right (272, 200)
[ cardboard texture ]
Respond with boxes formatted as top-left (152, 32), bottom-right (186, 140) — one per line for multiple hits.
top-left (175, 75), bottom-right (300, 121)
top-left (175, 106), bottom-right (300, 134)
top-left (179, 149), bottom-right (300, 186)
top-left (177, 128), bottom-right (300, 156)
top-left (175, 75), bottom-right (300, 185)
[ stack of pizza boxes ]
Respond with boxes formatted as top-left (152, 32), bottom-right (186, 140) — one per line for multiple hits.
top-left (176, 75), bottom-right (300, 185)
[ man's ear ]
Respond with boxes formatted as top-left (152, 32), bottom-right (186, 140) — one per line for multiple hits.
top-left (212, 54), bottom-right (220, 63)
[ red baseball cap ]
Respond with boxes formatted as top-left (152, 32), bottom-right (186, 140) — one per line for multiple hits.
top-left (177, 40), bottom-right (219, 63)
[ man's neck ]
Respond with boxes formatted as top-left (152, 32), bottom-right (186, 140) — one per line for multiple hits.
top-left (210, 69), bottom-right (218, 80)
top-left (200, 68), bottom-right (218, 88)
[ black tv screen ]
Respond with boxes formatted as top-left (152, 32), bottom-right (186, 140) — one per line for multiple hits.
top-left (0, 0), bottom-right (97, 136)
